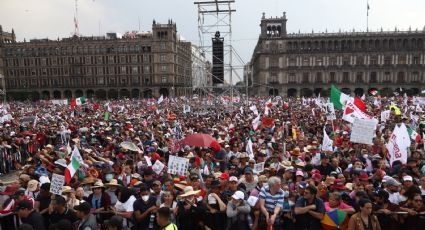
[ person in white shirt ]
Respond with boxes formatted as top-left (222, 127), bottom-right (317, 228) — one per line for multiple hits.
top-left (383, 178), bottom-right (402, 205)
top-left (113, 187), bottom-right (137, 229)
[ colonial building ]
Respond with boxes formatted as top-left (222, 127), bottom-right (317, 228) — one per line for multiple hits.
top-left (0, 20), bottom-right (192, 100)
top-left (246, 12), bottom-right (425, 97)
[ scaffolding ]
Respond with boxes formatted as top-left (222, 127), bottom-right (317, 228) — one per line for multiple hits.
top-left (193, 0), bottom-right (247, 107)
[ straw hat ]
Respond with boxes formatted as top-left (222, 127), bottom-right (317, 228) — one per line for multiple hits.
top-left (104, 179), bottom-right (119, 187)
top-left (291, 147), bottom-right (301, 156)
top-left (27, 180), bottom-right (39, 192)
top-left (91, 181), bottom-right (105, 189)
top-left (174, 181), bottom-right (188, 191)
top-left (80, 177), bottom-right (96, 185)
top-left (62, 186), bottom-right (74, 194)
top-left (179, 186), bottom-right (200, 197)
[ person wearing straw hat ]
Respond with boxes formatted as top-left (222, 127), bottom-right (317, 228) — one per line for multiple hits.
top-left (105, 179), bottom-right (120, 206)
top-left (176, 186), bottom-right (206, 230)
top-left (87, 181), bottom-right (111, 225)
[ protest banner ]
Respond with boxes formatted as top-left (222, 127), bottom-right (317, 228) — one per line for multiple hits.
top-left (167, 155), bottom-right (189, 176)
top-left (350, 118), bottom-right (378, 145)
top-left (50, 173), bottom-right (65, 195)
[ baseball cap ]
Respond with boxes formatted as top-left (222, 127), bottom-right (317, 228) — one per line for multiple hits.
top-left (219, 172), bottom-right (230, 180)
top-left (298, 181), bottom-right (307, 189)
top-left (402, 175), bottom-right (413, 182)
top-left (244, 167), bottom-right (253, 174)
top-left (296, 170), bottom-right (304, 177)
top-left (13, 189), bottom-right (25, 198)
top-left (15, 200), bottom-right (33, 211)
top-left (229, 176), bottom-right (238, 182)
top-left (231, 191), bottom-right (245, 200)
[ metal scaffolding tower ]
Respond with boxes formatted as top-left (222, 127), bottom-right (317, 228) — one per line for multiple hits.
top-left (193, 0), bottom-right (246, 106)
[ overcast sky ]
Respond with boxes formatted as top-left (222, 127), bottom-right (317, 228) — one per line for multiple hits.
top-left (1, 0), bottom-right (424, 82)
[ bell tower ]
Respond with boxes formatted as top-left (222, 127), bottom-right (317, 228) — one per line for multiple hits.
top-left (260, 12), bottom-right (287, 38)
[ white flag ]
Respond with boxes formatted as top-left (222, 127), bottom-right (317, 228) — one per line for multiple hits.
top-left (246, 139), bottom-right (254, 159)
top-left (387, 123), bottom-right (410, 165)
top-left (321, 129), bottom-right (333, 151)
top-left (342, 101), bottom-right (376, 123)
top-left (252, 115), bottom-right (261, 130)
top-left (157, 95), bottom-right (164, 104)
top-left (249, 105), bottom-right (259, 116)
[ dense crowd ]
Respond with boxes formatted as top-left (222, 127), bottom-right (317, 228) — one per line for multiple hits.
top-left (0, 94), bottom-right (424, 230)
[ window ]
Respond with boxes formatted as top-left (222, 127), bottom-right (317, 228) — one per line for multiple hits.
top-left (399, 55), bottom-right (406, 65)
top-left (132, 66), bottom-right (138, 74)
top-left (160, 43), bottom-right (166, 50)
top-left (121, 66), bottom-right (126, 74)
top-left (329, 58), bottom-right (337, 66)
top-left (316, 72), bottom-right (322, 83)
top-left (303, 57), bottom-right (309, 66)
top-left (302, 73), bottom-right (309, 83)
top-left (316, 57), bottom-right (323, 66)
top-left (412, 71), bottom-right (420, 83)
top-left (161, 76), bottom-right (167, 83)
top-left (269, 74), bottom-right (278, 83)
top-left (370, 56), bottom-right (377, 65)
top-left (381, 72), bottom-right (389, 83)
top-left (342, 72), bottom-right (349, 82)
top-left (161, 65), bottom-right (167, 72)
top-left (413, 56), bottom-right (420, 65)
top-left (143, 55), bottom-right (149, 63)
top-left (160, 55), bottom-right (166, 62)
top-left (397, 72), bottom-right (405, 83)
top-left (329, 72), bottom-right (336, 83)
top-left (132, 55), bottom-right (138, 63)
top-left (289, 58), bottom-right (296, 67)
top-left (288, 73), bottom-right (296, 83)
top-left (342, 57), bottom-right (349, 66)
top-left (384, 56), bottom-right (391, 65)
top-left (144, 66), bottom-right (150, 73)
top-left (370, 72), bottom-right (377, 83)
top-left (356, 72), bottom-right (363, 83)
top-left (98, 78), bottom-right (104, 85)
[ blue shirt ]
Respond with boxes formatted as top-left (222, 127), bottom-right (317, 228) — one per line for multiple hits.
top-left (294, 196), bottom-right (325, 230)
top-left (259, 186), bottom-right (285, 212)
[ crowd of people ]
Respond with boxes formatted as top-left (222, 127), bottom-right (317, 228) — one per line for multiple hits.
top-left (0, 94), bottom-right (424, 230)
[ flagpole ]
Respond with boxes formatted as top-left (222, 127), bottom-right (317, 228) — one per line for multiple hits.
top-left (367, 0), bottom-right (369, 32)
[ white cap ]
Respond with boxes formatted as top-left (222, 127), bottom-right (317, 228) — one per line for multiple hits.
top-left (229, 176), bottom-right (238, 182)
top-left (296, 170), bottom-right (304, 177)
top-left (402, 175), bottom-right (413, 182)
top-left (231, 191), bottom-right (245, 200)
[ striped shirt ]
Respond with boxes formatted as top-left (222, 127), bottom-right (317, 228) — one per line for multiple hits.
top-left (259, 186), bottom-right (284, 212)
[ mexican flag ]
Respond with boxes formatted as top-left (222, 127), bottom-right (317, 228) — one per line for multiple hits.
top-left (369, 89), bottom-right (380, 96)
top-left (64, 146), bottom-right (84, 184)
top-left (407, 127), bottom-right (421, 143)
top-left (330, 85), bottom-right (366, 111)
top-left (70, 97), bottom-right (86, 110)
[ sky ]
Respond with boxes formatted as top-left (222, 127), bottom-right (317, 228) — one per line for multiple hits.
top-left (1, 0), bottom-right (425, 83)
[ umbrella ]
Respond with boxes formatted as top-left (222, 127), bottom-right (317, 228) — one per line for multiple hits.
top-left (120, 141), bottom-right (142, 152)
top-left (180, 133), bottom-right (217, 147)
top-left (321, 209), bottom-right (349, 230)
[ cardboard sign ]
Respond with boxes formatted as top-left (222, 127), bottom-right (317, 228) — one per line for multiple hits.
top-left (167, 155), bottom-right (189, 176)
top-left (325, 103), bottom-right (336, 121)
top-left (152, 160), bottom-right (165, 174)
top-left (350, 118), bottom-right (378, 145)
top-left (247, 196), bottom-right (259, 207)
top-left (253, 162), bottom-right (265, 174)
top-left (50, 173), bottom-right (65, 195)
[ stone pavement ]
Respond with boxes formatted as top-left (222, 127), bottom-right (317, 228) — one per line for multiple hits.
top-left (0, 171), bottom-right (19, 185)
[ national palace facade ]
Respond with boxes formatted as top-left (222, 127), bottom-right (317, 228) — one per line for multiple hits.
top-left (0, 20), bottom-right (192, 100)
top-left (245, 12), bottom-right (425, 97)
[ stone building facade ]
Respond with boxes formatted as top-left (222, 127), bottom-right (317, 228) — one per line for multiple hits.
top-left (0, 20), bottom-right (192, 100)
top-left (246, 12), bottom-right (425, 97)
